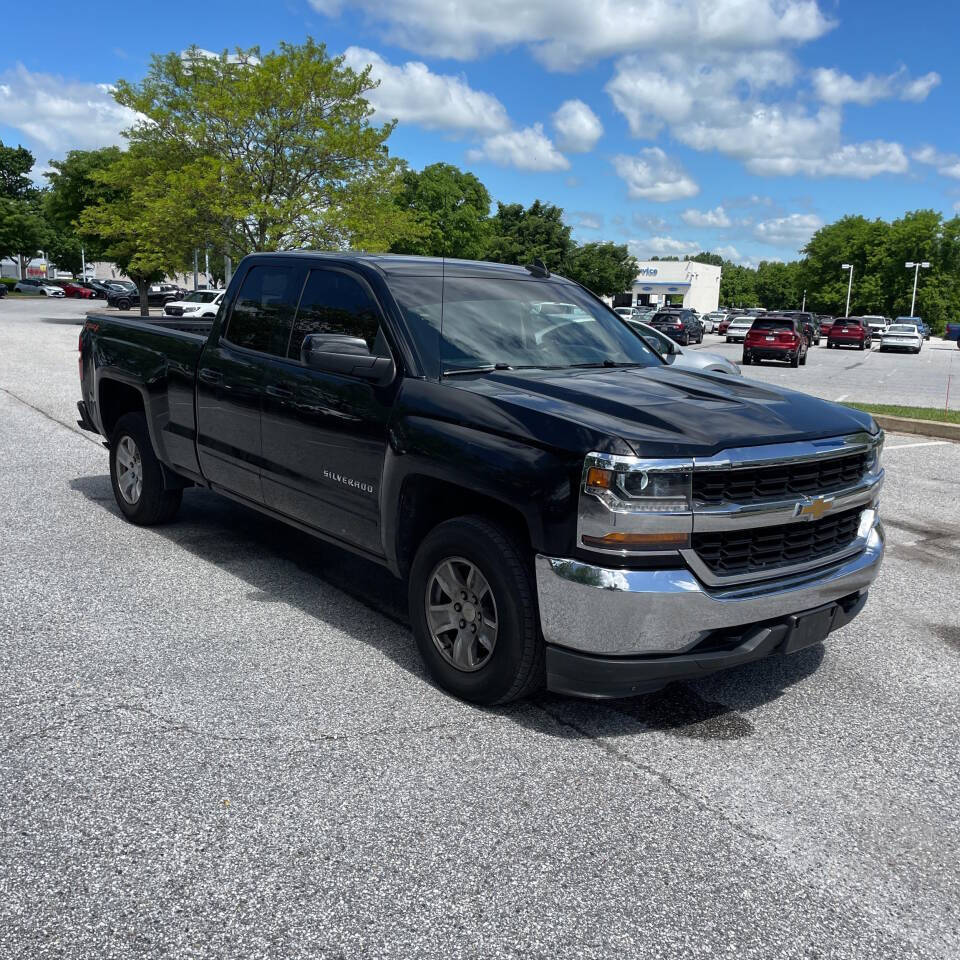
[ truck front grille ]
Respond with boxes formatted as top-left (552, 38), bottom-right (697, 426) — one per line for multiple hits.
top-left (692, 506), bottom-right (863, 577)
top-left (693, 452), bottom-right (868, 506)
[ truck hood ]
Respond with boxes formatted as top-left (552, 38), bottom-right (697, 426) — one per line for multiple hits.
top-left (451, 365), bottom-right (876, 457)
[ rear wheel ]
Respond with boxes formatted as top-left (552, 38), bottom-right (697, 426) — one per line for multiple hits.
top-left (800, 348), bottom-right (807, 366)
top-left (408, 516), bottom-right (544, 705)
top-left (109, 412), bottom-right (182, 525)
top-left (790, 350), bottom-right (800, 368)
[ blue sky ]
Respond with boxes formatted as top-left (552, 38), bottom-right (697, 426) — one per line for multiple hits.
top-left (2, 0), bottom-right (958, 266)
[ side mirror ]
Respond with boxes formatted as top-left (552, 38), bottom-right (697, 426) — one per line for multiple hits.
top-left (301, 333), bottom-right (396, 386)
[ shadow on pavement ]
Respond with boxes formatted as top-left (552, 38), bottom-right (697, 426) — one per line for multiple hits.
top-left (71, 473), bottom-right (824, 740)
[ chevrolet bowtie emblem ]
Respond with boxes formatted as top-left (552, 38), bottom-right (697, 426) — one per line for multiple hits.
top-left (795, 497), bottom-right (833, 521)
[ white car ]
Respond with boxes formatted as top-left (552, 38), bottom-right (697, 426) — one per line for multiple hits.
top-left (163, 290), bottom-right (224, 318)
top-left (878, 323), bottom-right (923, 354)
top-left (628, 320), bottom-right (741, 375)
top-left (702, 310), bottom-right (726, 333)
top-left (725, 316), bottom-right (755, 342)
top-left (863, 315), bottom-right (889, 337)
top-left (14, 278), bottom-right (65, 297)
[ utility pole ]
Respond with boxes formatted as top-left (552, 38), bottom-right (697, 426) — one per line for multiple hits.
top-left (841, 264), bottom-right (854, 317)
top-left (204, 246), bottom-right (210, 287)
top-left (81, 246), bottom-right (86, 281)
top-left (905, 261), bottom-right (930, 317)
top-left (801, 289), bottom-right (806, 312)
top-left (224, 255), bottom-right (232, 287)
top-left (193, 249), bottom-right (199, 290)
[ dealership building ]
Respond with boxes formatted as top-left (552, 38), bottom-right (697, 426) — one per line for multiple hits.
top-left (614, 260), bottom-right (721, 314)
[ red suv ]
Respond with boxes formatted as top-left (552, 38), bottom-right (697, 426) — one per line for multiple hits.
top-left (742, 316), bottom-right (808, 367)
top-left (827, 317), bottom-right (872, 350)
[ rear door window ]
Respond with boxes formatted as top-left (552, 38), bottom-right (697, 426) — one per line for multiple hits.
top-left (224, 265), bottom-right (303, 355)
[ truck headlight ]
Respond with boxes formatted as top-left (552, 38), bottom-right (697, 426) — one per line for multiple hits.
top-left (864, 431), bottom-right (883, 475)
top-left (578, 454), bottom-right (693, 555)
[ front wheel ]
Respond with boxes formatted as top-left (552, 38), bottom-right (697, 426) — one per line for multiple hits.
top-left (408, 516), bottom-right (544, 705)
top-left (117, 298), bottom-right (131, 311)
top-left (110, 412), bottom-right (182, 525)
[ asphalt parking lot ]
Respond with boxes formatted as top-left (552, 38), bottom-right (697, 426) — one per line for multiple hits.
top-left (2, 297), bottom-right (959, 958)
top-left (691, 329), bottom-right (959, 411)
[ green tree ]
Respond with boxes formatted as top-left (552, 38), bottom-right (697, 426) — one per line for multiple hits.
top-left (485, 200), bottom-right (573, 269)
top-left (112, 40), bottom-right (416, 260)
top-left (686, 251), bottom-right (723, 267)
top-left (79, 147), bottom-right (196, 315)
top-left (719, 262), bottom-right (758, 308)
top-left (391, 163), bottom-right (488, 259)
top-left (0, 199), bottom-right (52, 279)
top-left (563, 242), bottom-right (638, 297)
top-left (44, 147), bottom-right (125, 266)
top-left (754, 260), bottom-right (802, 310)
top-left (0, 141), bottom-right (36, 201)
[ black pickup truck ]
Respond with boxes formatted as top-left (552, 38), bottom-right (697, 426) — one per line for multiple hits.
top-left (78, 252), bottom-right (885, 704)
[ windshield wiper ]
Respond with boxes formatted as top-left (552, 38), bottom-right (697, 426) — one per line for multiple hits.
top-left (442, 363), bottom-right (513, 377)
top-left (568, 360), bottom-right (646, 369)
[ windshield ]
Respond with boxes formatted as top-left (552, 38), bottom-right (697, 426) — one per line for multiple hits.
top-left (184, 291), bottom-right (218, 303)
top-left (887, 324), bottom-right (917, 333)
top-left (390, 275), bottom-right (661, 377)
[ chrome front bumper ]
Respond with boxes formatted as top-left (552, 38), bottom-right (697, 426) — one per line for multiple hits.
top-left (535, 520), bottom-right (884, 657)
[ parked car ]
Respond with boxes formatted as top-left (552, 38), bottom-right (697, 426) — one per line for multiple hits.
top-left (725, 316), bottom-right (755, 342)
top-left (817, 316), bottom-right (835, 338)
top-left (14, 278), bottom-right (65, 297)
top-left (0, 282), bottom-right (7, 298)
top-left (107, 284), bottom-right (182, 311)
top-left (613, 306), bottom-right (643, 320)
top-left (780, 311), bottom-right (821, 346)
top-left (863, 316), bottom-right (889, 337)
top-left (945, 321), bottom-right (960, 342)
top-left (742, 316), bottom-right (808, 367)
top-left (78, 280), bottom-right (113, 299)
top-left (61, 281), bottom-right (96, 299)
top-left (648, 308), bottom-right (703, 346)
top-left (878, 323), bottom-right (923, 354)
top-left (895, 316), bottom-right (929, 340)
top-left (163, 290), bottom-right (224, 318)
top-left (76, 250), bottom-right (885, 704)
top-left (827, 317), bottom-right (872, 350)
top-left (626, 320), bottom-right (741, 375)
top-left (702, 311), bottom-right (726, 333)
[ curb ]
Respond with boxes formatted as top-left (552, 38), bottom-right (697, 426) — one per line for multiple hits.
top-left (871, 414), bottom-right (960, 442)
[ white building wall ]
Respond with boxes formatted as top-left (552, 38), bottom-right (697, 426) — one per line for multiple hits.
top-left (628, 260), bottom-right (721, 314)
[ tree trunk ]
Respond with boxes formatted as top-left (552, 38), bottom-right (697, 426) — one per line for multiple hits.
top-left (137, 277), bottom-right (150, 317)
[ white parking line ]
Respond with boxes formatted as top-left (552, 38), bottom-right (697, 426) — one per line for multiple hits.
top-left (884, 440), bottom-right (951, 451)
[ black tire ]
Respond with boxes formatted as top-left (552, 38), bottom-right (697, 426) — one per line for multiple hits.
top-left (800, 349), bottom-right (807, 366)
top-left (408, 515), bottom-right (544, 705)
top-left (741, 353), bottom-right (751, 365)
top-left (109, 412), bottom-right (182, 525)
top-left (117, 298), bottom-right (131, 311)
top-left (790, 350), bottom-right (800, 368)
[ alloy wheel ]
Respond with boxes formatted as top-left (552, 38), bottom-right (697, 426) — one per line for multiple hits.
top-left (425, 557), bottom-right (499, 672)
top-left (116, 436), bottom-right (143, 504)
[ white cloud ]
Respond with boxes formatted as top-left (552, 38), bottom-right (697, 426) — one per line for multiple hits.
top-left (613, 148), bottom-right (699, 202)
top-left (811, 67), bottom-right (941, 105)
top-left (311, 0), bottom-right (835, 70)
top-left (715, 244), bottom-right (742, 261)
top-left (0, 63), bottom-right (138, 155)
top-left (954, 201), bottom-right (960, 215)
top-left (567, 210), bottom-right (604, 230)
top-left (753, 212), bottom-right (823, 247)
top-left (466, 124), bottom-right (569, 171)
top-left (343, 47), bottom-right (509, 135)
top-left (681, 205), bottom-right (731, 227)
top-left (748, 141), bottom-right (908, 178)
top-left (901, 72), bottom-right (941, 102)
top-left (628, 235), bottom-right (701, 258)
top-left (551, 100), bottom-right (603, 153)
top-left (607, 54), bottom-right (909, 180)
top-left (912, 145), bottom-right (960, 180)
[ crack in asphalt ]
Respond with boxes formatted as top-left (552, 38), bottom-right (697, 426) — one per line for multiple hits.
top-left (0, 386), bottom-right (99, 445)
top-left (532, 700), bottom-right (770, 846)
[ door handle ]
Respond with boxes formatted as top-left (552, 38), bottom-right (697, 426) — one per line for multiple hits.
top-left (199, 368), bottom-right (223, 385)
top-left (265, 384), bottom-right (294, 399)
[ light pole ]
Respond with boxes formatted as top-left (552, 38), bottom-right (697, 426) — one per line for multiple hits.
top-left (801, 289), bottom-right (806, 311)
top-left (841, 264), bottom-right (853, 317)
top-left (905, 261), bottom-right (930, 317)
